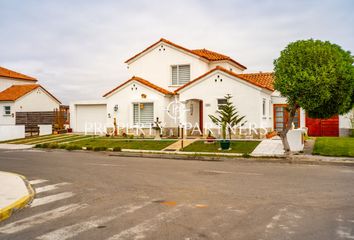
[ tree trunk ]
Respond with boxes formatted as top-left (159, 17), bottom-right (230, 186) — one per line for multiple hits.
top-left (278, 105), bottom-right (298, 157)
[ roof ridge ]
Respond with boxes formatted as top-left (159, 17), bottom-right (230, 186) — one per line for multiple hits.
top-left (239, 72), bottom-right (274, 75)
top-left (124, 38), bottom-right (247, 69)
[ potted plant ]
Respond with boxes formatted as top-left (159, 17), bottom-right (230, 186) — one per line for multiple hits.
top-left (208, 94), bottom-right (246, 150)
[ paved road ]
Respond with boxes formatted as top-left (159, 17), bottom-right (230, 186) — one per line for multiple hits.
top-left (0, 149), bottom-right (353, 240)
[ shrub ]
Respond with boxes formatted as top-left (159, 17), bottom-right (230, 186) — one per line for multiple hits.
top-left (93, 146), bottom-right (107, 151)
top-left (35, 144), bottom-right (42, 148)
top-left (65, 145), bottom-right (81, 151)
top-left (86, 146), bottom-right (93, 151)
top-left (112, 147), bottom-right (121, 152)
top-left (48, 143), bottom-right (59, 149)
top-left (41, 143), bottom-right (50, 148)
top-left (59, 144), bottom-right (67, 149)
top-left (242, 153), bottom-right (251, 158)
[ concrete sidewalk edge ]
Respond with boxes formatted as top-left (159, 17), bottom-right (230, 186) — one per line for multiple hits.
top-left (107, 151), bottom-right (354, 166)
top-left (0, 172), bottom-right (35, 222)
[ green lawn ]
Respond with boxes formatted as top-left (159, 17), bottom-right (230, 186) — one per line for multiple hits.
top-left (6, 134), bottom-right (85, 145)
top-left (182, 140), bottom-right (260, 154)
top-left (64, 138), bottom-right (177, 150)
top-left (313, 137), bottom-right (354, 157)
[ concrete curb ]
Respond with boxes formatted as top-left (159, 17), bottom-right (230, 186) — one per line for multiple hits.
top-left (0, 172), bottom-right (35, 222)
top-left (27, 147), bottom-right (354, 167)
top-left (107, 151), bottom-right (354, 166)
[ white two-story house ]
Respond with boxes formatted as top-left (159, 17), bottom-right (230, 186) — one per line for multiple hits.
top-left (70, 38), bottom-right (352, 137)
top-left (71, 38), bottom-right (275, 137)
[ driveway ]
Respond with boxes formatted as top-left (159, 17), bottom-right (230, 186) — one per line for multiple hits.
top-left (0, 149), bottom-right (353, 240)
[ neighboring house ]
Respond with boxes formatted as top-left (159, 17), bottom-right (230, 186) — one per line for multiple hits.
top-left (0, 66), bottom-right (61, 126)
top-left (70, 38), bottom-right (351, 137)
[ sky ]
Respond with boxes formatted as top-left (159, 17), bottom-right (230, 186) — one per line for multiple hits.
top-left (0, 0), bottom-right (353, 104)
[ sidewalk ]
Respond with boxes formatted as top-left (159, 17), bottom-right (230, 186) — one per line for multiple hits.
top-left (0, 144), bottom-right (34, 150)
top-left (0, 171), bottom-right (35, 221)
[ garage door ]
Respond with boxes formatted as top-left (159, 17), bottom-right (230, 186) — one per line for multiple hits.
top-left (306, 115), bottom-right (339, 137)
top-left (75, 104), bottom-right (107, 133)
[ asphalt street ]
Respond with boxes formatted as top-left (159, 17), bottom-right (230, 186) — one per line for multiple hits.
top-left (0, 149), bottom-right (353, 240)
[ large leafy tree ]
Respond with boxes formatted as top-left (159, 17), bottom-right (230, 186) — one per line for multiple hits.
top-left (274, 39), bottom-right (354, 152)
top-left (209, 94), bottom-right (246, 139)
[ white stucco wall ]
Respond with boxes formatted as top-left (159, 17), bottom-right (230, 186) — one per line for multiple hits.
top-left (0, 77), bottom-right (37, 92)
top-left (105, 80), bottom-right (173, 129)
top-left (0, 125), bottom-right (25, 141)
top-left (209, 61), bottom-right (244, 74)
top-left (127, 43), bottom-right (210, 91)
top-left (0, 102), bottom-right (15, 125)
top-left (0, 87), bottom-right (60, 125)
top-left (178, 71), bottom-right (273, 129)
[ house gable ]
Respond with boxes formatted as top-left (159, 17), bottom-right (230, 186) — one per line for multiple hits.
top-left (15, 86), bottom-right (61, 111)
top-left (0, 84), bottom-right (61, 104)
top-left (175, 66), bottom-right (274, 94)
top-left (125, 39), bottom-right (247, 91)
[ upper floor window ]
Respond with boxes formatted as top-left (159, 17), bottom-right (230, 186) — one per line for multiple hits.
top-left (171, 65), bottom-right (190, 85)
top-left (3, 106), bottom-right (11, 115)
top-left (217, 99), bottom-right (227, 110)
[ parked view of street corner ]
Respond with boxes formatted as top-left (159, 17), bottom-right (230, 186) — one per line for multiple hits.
top-left (0, 0), bottom-right (353, 239)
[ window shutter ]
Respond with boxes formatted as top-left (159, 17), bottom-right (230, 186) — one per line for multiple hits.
top-left (171, 66), bottom-right (178, 85)
top-left (139, 103), bottom-right (154, 125)
top-left (178, 65), bottom-right (190, 84)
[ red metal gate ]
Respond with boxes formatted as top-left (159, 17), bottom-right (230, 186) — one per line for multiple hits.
top-left (305, 115), bottom-right (339, 136)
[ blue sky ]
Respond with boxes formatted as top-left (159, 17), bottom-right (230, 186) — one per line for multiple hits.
top-left (0, 0), bottom-right (353, 104)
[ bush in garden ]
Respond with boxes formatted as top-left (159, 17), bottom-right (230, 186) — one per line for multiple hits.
top-left (48, 143), bottom-right (59, 149)
top-left (41, 143), bottom-right (50, 148)
top-left (112, 147), bottom-right (122, 152)
top-left (59, 144), bottom-right (67, 149)
top-left (65, 145), bottom-right (81, 151)
top-left (93, 146), bottom-right (107, 151)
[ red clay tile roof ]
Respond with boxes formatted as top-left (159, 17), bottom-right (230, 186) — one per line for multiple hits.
top-left (0, 66), bottom-right (37, 81)
top-left (0, 84), bottom-right (61, 103)
top-left (103, 76), bottom-right (174, 97)
top-left (237, 72), bottom-right (274, 91)
top-left (125, 38), bottom-right (246, 70)
top-left (191, 49), bottom-right (247, 69)
top-left (175, 66), bottom-right (274, 93)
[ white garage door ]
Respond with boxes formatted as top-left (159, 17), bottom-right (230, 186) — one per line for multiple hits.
top-left (75, 104), bottom-right (107, 133)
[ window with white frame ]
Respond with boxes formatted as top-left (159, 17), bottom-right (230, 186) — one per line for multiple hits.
top-left (217, 99), bottom-right (227, 110)
top-left (171, 64), bottom-right (190, 85)
top-left (133, 103), bottom-right (154, 126)
top-left (3, 106), bottom-right (11, 115)
top-left (262, 98), bottom-right (266, 116)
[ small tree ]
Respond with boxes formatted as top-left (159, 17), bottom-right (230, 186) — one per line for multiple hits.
top-left (209, 94), bottom-right (246, 139)
top-left (274, 39), bottom-right (354, 153)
